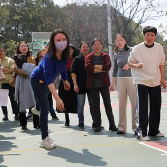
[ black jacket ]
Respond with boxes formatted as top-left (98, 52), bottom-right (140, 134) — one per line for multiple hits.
top-left (71, 53), bottom-right (89, 94)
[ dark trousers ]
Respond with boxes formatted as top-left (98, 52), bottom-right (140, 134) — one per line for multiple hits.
top-left (91, 86), bottom-right (115, 127)
top-left (19, 112), bottom-right (27, 126)
top-left (31, 78), bottom-right (49, 140)
top-left (35, 91), bottom-right (56, 117)
top-left (33, 114), bottom-right (40, 127)
top-left (17, 101), bottom-right (27, 126)
top-left (136, 84), bottom-right (161, 136)
top-left (19, 107), bottom-right (38, 127)
top-left (1, 83), bottom-right (18, 116)
top-left (48, 92), bottom-right (56, 117)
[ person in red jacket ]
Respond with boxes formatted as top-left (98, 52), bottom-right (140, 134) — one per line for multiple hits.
top-left (85, 38), bottom-right (118, 132)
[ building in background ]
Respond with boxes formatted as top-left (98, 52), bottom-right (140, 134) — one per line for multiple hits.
top-left (28, 32), bottom-right (51, 57)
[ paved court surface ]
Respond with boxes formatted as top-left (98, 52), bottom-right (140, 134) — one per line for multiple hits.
top-left (0, 90), bottom-right (167, 167)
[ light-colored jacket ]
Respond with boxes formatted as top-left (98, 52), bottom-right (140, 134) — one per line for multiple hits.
top-left (15, 62), bottom-right (35, 112)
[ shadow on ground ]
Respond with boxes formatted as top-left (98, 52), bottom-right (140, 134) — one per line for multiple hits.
top-left (48, 147), bottom-right (107, 166)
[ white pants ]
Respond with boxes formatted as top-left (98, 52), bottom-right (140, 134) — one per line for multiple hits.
top-left (117, 78), bottom-right (136, 132)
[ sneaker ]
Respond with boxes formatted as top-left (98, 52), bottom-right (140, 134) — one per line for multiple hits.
top-left (52, 116), bottom-right (59, 120)
top-left (31, 107), bottom-right (40, 116)
top-left (21, 126), bottom-right (27, 130)
top-left (94, 127), bottom-right (101, 132)
top-left (155, 132), bottom-right (164, 137)
top-left (92, 123), bottom-right (96, 129)
top-left (34, 125), bottom-right (40, 129)
top-left (100, 126), bottom-right (105, 130)
top-left (79, 123), bottom-right (84, 131)
top-left (137, 135), bottom-right (150, 141)
top-left (14, 115), bottom-right (19, 120)
top-left (109, 125), bottom-right (118, 131)
top-left (40, 137), bottom-right (56, 149)
top-left (2, 116), bottom-right (8, 121)
top-left (134, 131), bottom-right (137, 135)
top-left (117, 130), bottom-right (126, 134)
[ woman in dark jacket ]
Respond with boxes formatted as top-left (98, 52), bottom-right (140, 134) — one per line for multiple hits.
top-left (57, 44), bottom-right (80, 126)
top-left (13, 41), bottom-right (36, 130)
top-left (71, 42), bottom-right (95, 131)
top-left (85, 38), bottom-right (118, 132)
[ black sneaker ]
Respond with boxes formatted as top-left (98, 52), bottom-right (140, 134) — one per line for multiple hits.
top-left (2, 116), bottom-right (8, 121)
top-left (94, 127), bottom-right (101, 132)
top-left (34, 125), bottom-right (40, 129)
top-left (134, 131), bottom-right (137, 135)
top-left (14, 115), bottom-right (19, 120)
top-left (22, 126), bottom-right (27, 130)
top-left (117, 130), bottom-right (126, 134)
top-left (52, 116), bottom-right (59, 120)
top-left (92, 123), bottom-right (96, 129)
top-left (79, 123), bottom-right (84, 131)
top-left (100, 126), bottom-right (105, 130)
top-left (109, 125), bottom-right (118, 131)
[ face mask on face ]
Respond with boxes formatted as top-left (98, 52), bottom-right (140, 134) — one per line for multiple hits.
top-left (55, 41), bottom-right (67, 51)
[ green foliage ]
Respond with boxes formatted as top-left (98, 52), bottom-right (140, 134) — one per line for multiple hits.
top-left (0, 40), bottom-right (19, 57)
top-left (0, 0), bottom-right (166, 56)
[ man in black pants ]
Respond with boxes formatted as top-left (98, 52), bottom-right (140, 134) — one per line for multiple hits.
top-left (128, 26), bottom-right (166, 141)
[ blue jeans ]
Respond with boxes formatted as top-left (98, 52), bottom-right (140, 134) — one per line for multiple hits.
top-left (31, 79), bottom-right (49, 140)
top-left (77, 92), bottom-right (95, 124)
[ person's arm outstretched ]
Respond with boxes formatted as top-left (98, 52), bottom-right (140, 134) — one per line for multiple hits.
top-left (48, 83), bottom-right (65, 112)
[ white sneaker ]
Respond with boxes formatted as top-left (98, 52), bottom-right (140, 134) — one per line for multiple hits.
top-left (156, 132), bottom-right (164, 137)
top-left (138, 135), bottom-right (150, 141)
top-left (40, 137), bottom-right (56, 149)
top-left (31, 107), bottom-right (40, 116)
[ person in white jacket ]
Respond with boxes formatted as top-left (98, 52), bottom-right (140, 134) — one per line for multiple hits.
top-left (128, 26), bottom-right (166, 141)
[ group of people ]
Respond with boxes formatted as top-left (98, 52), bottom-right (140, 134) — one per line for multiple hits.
top-left (110, 26), bottom-right (165, 141)
top-left (0, 26), bottom-right (166, 149)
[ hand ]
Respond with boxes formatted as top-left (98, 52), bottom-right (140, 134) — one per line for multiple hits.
top-left (109, 85), bottom-right (114, 92)
top-left (56, 97), bottom-right (65, 112)
top-left (136, 63), bottom-right (143, 69)
top-left (18, 69), bottom-right (23, 74)
top-left (74, 84), bottom-right (79, 93)
top-left (161, 80), bottom-right (166, 89)
top-left (123, 64), bottom-right (130, 70)
top-left (19, 74), bottom-right (26, 78)
top-left (2, 68), bottom-right (12, 74)
top-left (63, 80), bottom-right (70, 90)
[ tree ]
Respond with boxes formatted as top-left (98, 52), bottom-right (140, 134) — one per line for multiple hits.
top-left (108, 0), bottom-right (167, 45)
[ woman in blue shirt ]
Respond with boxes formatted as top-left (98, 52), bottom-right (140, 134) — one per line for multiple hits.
top-left (31, 29), bottom-right (70, 149)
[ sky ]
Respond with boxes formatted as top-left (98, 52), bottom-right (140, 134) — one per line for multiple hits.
top-left (53, 0), bottom-right (167, 39)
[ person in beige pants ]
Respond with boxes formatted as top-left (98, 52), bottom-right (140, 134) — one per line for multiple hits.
top-left (117, 78), bottom-right (136, 133)
top-left (110, 34), bottom-right (136, 134)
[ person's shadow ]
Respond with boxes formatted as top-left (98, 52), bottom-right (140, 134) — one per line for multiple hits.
top-left (0, 135), bottom-right (19, 167)
top-left (48, 147), bottom-right (107, 166)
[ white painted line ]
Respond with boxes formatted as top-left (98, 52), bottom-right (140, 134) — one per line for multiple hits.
top-left (139, 141), bottom-right (167, 154)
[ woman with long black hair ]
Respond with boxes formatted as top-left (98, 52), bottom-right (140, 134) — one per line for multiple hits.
top-left (31, 29), bottom-right (70, 149)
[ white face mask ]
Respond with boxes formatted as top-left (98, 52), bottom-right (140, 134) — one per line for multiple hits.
top-left (55, 41), bottom-right (67, 51)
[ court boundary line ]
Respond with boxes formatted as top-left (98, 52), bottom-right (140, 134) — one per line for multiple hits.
top-left (139, 140), bottom-right (167, 154)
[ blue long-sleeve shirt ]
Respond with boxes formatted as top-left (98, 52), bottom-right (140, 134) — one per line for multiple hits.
top-left (31, 53), bottom-right (67, 85)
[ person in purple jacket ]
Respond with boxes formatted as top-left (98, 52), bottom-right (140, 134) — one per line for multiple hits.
top-left (31, 29), bottom-right (70, 149)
